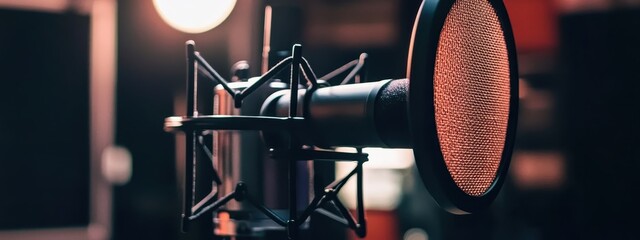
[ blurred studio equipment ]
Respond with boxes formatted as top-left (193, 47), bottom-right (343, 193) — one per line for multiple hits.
top-left (0, 0), bottom-right (121, 240)
top-left (163, 0), bottom-right (519, 239)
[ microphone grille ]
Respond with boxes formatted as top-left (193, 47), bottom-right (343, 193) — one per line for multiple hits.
top-left (433, 0), bottom-right (511, 196)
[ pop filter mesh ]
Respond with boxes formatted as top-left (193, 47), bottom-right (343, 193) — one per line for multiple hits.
top-left (433, 0), bottom-right (510, 196)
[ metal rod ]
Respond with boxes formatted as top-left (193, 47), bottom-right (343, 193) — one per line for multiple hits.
top-left (300, 57), bottom-right (320, 125)
top-left (237, 57), bottom-right (293, 105)
top-left (182, 40), bottom-right (196, 232)
top-left (300, 57), bottom-right (319, 87)
top-left (297, 194), bottom-right (326, 223)
top-left (194, 53), bottom-right (236, 98)
top-left (356, 148), bottom-right (366, 237)
top-left (287, 44), bottom-right (303, 240)
top-left (196, 136), bottom-right (221, 185)
top-left (340, 53), bottom-right (367, 85)
top-left (166, 115), bottom-right (305, 132)
top-left (354, 53), bottom-right (368, 84)
top-left (262, 5), bottom-right (272, 75)
top-left (332, 199), bottom-right (359, 230)
top-left (272, 149), bottom-right (368, 162)
top-left (319, 59), bottom-right (357, 81)
top-left (197, 65), bottom-right (217, 83)
top-left (316, 208), bottom-right (349, 227)
top-left (325, 167), bottom-right (358, 192)
top-left (245, 194), bottom-right (287, 226)
top-left (189, 191), bottom-right (235, 220)
top-left (191, 187), bottom-right (218, 213)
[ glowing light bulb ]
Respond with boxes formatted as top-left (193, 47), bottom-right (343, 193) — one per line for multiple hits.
top-left (153, 0), bottom-right (236, 34)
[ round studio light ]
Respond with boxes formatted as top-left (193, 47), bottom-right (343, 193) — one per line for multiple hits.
top-left (153, 0), bottom-right (236, 34)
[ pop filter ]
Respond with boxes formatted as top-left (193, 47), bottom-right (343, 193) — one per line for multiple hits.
top-left (407, 0), bottom-right (518, 214)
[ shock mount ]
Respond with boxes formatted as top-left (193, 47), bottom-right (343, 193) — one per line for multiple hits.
top-left (164, 41), bottom-right (370, 240)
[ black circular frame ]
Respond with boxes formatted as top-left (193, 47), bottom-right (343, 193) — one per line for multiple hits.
top-left (407, 0), bottom-right (519, 214)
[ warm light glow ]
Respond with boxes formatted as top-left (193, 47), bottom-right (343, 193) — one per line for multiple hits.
top-left (153, 0), bottom-right (236, 34)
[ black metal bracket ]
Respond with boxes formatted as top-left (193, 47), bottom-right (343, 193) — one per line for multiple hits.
top-left (169, 40), bottom-right (369, 240)
top-left (296, 148), bottom-right (368, 238)
top-left (190, 182), bottom-right (287, 227)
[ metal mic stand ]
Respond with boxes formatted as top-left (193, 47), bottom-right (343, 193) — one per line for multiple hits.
top-left (165, 41), bottom-right (369, 240)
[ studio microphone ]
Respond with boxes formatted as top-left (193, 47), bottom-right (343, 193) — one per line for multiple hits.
top-left (165, 0), bottom-right (519, 238)
top-left (262, 0), bottom-right (518, 213)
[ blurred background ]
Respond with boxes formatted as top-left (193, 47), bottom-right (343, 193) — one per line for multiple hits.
top-left (0, 0), bottom-right (639, 239)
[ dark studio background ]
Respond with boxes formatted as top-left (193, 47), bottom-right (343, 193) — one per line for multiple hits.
top-left (0, 9), bottom-right (90, 230)
top-left (1, 0), bottom-right (639, 240)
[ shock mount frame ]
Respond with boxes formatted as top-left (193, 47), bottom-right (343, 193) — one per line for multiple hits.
top-left (164, 41), bottom-right (370, 239)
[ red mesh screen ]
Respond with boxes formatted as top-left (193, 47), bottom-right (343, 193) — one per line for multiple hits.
top-left (433, 0), bottom-right (511, 196)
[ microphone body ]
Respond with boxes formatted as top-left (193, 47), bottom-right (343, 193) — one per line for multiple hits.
top-left (261, 79), bottom-right (411, 149)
